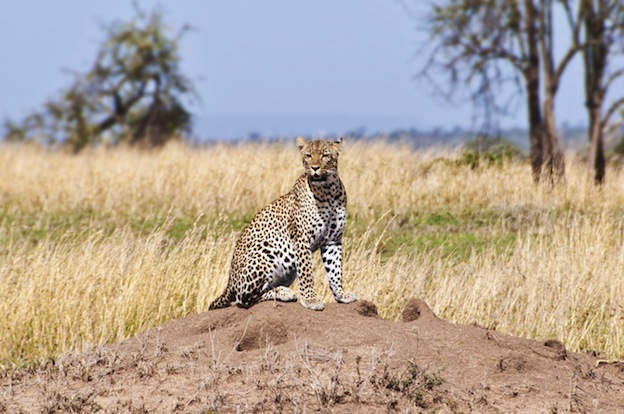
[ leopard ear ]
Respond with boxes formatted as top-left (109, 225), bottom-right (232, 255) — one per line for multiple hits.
top-left (333, 137), bottom-right (344, 153)
top-left (296, 136), bottom-right (308, 151)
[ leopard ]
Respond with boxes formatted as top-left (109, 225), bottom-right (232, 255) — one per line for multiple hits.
top-left (209, 137), bottom-right (357, 311)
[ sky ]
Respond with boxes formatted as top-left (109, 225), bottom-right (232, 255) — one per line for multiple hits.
top-left (0, 1), bottom-right (609, 139)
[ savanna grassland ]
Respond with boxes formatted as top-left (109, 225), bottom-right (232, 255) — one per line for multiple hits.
top-left (1, 140), bottom-right (623, 367)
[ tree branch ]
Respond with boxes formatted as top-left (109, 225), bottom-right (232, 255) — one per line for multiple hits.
top-left (604, 68), bottom-right (624, 91)
top-left (601, 97), bottom-right (624, 127)
top-left (552, 43), bottom-right (585, 87)
top-left (96, 81), bottom-right (147, 133)
top-left (561, 0), bottom-right (577, 36)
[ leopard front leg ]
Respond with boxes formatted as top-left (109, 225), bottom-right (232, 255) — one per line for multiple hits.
top-left (321, 243), bottom-right (357, 303)
top-left (295, 239), bottom-right (324, 311)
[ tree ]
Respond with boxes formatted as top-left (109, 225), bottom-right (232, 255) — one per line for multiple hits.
top-left (3, 7), bottom-right (196, 152)
top-left (420, 0), bottom-right (585, 184)
top-left (576, 0), bottom-right (624, 184)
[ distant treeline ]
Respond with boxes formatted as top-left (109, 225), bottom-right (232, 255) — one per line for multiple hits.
top-left (244, 125), bottom-right (622, 152)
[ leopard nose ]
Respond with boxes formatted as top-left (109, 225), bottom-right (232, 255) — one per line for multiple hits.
top-left (311, 165), bottom-right (320, 171)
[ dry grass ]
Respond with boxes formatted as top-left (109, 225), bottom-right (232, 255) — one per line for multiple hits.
top-left (1, 140), bottom-right (624, 365)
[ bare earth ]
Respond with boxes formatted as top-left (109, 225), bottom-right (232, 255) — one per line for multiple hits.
top-left (2, 299), bottom-right (624, 413)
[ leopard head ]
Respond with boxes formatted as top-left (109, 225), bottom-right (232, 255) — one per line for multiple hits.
top-left (296, 137), bottom-right (343, 182)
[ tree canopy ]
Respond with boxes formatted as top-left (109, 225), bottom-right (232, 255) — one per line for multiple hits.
top-left (3, 7), bottom-right (196, 152)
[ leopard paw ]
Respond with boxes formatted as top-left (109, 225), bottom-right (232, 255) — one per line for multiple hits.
top-left (274, 286), bottom-right (298, 302)
top-left (262, 286), bottom-right (298, 302)
top-left (300, 298), bottom-right (324, 311)
top-left (335, 291), bottom-right (357, 304)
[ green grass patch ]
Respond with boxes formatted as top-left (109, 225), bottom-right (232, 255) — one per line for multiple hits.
top-left (410, 209), bottom-right (501, 228)
top-left (382, 230), bottom-right (516, 262)
top-left (226, 212), bottom-right (256, 232)
top-left (0, 205), bottom-right (585, 265)
top-left (0, 209), bottom-right (105, 246)
top-left (0, 209), bottom-right (260, 249)
top-left (348, 208), bottom-right (518, 262)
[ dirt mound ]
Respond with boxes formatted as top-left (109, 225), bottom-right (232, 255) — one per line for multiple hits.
top-left (401, 297), bottom-right (435, 322)
top-left (2, 299), bottom-right (624, 413)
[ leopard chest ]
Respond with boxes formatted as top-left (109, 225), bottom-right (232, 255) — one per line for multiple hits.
top-left (306, 198), bottom-right (346, 252)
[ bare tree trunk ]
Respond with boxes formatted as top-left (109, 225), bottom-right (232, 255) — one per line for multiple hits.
top-left (524, 0), bottom-right (544, 184)
top-left (525, 73), bottom-right (544, 183)
top-left (581, 0), bottom-right (608, 185)
top-left (588, 104), bottom-right (606, 184)
top-left (538, 0), bottom-right (566, 185)
top-left (542, 92), bottom-right (566, 185)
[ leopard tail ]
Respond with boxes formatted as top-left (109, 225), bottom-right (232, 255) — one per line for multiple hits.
top-left (209, 285), bottom-right (234, 310)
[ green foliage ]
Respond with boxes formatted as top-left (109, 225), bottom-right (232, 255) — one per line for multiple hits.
top-left (460, 136), bottom-right (526, 168)
top-left (3, 6), bottom-right (196, 151)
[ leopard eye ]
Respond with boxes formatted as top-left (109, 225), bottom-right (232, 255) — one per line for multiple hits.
top-left (304, 154), bottom-right (312, 159)
top-left (322, 153), bottom-right (331, 159)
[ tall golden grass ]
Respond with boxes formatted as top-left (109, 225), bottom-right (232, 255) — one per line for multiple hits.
top-left (1, 140), bottom-right (623, 364)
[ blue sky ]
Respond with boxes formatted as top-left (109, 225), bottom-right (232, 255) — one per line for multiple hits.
top-left (0, 1), bottom-right (603, 139)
